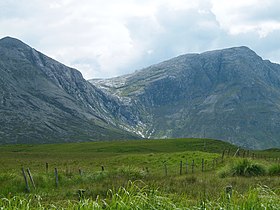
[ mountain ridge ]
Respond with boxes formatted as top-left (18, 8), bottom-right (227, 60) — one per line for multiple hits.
top-left (0, 36), bottom-right (139, 143)
top-left (1, 36), bottom-right (280, 149)
top-left (90, 45), bottom-right (280, 149)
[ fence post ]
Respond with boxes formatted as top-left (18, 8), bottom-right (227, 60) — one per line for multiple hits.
top-left (145, 167), bottom-right (149, 173)
top-left (164, 163), bottom-right (168, 176)
top-left (191, 160), bottom-right (195, 173)
top-left (21, 167), bottom-right (30, 192)
top-left (202, 159), bottom-right (204, 172)
top-left (225, 185), bottom-right (233, 200)
top-left (186, 160), bottom-right (188, 174)
top-left (55, 168), bottom-right (59, 188)
top-left (46, 162), bottom-right (49, 174)
top-left (26, 168), bottom-right (36, 189)
top-left (233, 148), bottom-right (240, 157)
top-left (180, 161), bottom-right (183, 175)
top-left (222, 150), bottom-right (225, 162)
top-left (79, 168), bottom-right (83, 176)
top-left (66, 164), bottom-right (70, 176)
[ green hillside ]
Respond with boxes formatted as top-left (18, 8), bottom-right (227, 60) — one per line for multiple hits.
top-left (0, 138), bottom-right (279, 209)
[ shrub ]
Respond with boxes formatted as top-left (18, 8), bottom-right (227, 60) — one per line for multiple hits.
top-left (268, 164), bottom-right (280, 176)
top-left (217, 165), bottom-right (231, 178)
top-left (232, 159), bottom-right (266, 177)
top-left (218, 159), bottom-right (266, 177)
top-left (117, 166), bottom-right (147, 180)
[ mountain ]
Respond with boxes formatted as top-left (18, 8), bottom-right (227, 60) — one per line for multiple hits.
top-left (91, 46), bottom-right (280, 149)
top-left (0, 37), bottom-right (138, 144)
top-left (1, 36), bottom-right (280, 149)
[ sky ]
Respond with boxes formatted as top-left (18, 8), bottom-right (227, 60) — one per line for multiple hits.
top-left (1, 0), bottom-right (280, 79)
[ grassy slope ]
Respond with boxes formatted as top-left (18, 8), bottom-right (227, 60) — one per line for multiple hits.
top-left (0, 138), bottom-right (279, 209)
top-left (0, 138), bottom-right (236, 174)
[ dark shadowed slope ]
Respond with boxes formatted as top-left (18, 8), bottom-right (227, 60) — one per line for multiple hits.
top-left (0, 37), bottom-right (137, 143)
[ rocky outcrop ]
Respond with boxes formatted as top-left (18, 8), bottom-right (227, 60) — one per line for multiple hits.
top-left (0, 37), bottom-right (137, 144)
top-left (1, 36), bottom-right (280, 149)
top-left (92, 46), bottom-right (280, 149)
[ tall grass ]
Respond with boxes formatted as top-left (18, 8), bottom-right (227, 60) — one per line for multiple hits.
top-left (0, 139), bottom-right (279, 209)
top-left (198, 185), bottom-right (280, 210)
top-left (0, 182), bottom-right (279, 210)
top-left (268, 164), bottom-right (280, 176)
top-left (218, 159), bottom-right (266, 177)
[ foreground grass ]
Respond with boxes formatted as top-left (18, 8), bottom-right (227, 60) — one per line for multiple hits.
top-left (0, 138), bottom-right (279, 209)
top-left (0, 181), bottom-right (279, 209)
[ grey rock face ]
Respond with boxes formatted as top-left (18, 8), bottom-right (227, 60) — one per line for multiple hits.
top-left (2, 36), bottom-right (280, 149)
top-left (92, 46), bottom-right (280, 149)
top-left (0, 37), bottom-right (137, 144)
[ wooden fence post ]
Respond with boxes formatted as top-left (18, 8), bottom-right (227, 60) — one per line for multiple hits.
top-left (79, 168), bottom-right (83, 176)
top-left (203, 140), bottom-right (206, 151)
top-left (164, 163), bottom-right (167, 176)
top-left (227, 149), bottom-right (230, 156)
top-left (145, 167), bottom-right (149, 173)
top-left (46, 162), bottom-right (49, 174)
top-left (180, 161), bottom-right (183, 175)
top-left (222, 150), bottom-right (225, 162)
top-left (26, 168), bottom-right (36, 189)
top-left (186, 160), bottom-right (188, 174)
top-left (191, 160), bottom-right (195, 173)
top-left (225, 185), bottom-right (233, 200)
top-left (66, 164), bottom-right (70, 176)
top-left (21, 167), bottom-right (30, 192)
top-left (233, 148), bottom-right (240, 157)
top-left (202, 159), bottom-right (204, 172)
top-left (55, 168), bottom-right (59, 188)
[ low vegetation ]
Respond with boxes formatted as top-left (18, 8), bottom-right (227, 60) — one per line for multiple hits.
top-left (0, 138), bottom-right (279, 209)
top-left (218, 159), bottom-right (267, 178)
top-left (268, 164), bottom-right (280, 176)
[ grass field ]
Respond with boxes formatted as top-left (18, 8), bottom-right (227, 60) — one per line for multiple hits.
top-left (0, 138), bottom-right (279, 209)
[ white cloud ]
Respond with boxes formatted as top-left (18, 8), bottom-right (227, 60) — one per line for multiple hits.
top-left (1, 0), bottom-right (280, 79)
top-left (211, 0), bottom-right (280, 37)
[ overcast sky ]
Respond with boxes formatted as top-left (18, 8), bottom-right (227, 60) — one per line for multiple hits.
top-left (1, 0), bottom-right (280, 79)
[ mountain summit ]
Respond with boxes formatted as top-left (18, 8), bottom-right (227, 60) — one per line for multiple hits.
top-left (0, 37), bottom-right (137, 143)
top-left (91, 46), bottom-right (280, 149)
top-left (1, 37), bottom-right (280, 149)
top-left (0, 36), bottom-right (29, 49)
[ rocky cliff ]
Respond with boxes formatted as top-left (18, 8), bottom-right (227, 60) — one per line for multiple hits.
top-left (1, 36), bottom-right (280, 149)
top-left (0, 37), bottom-right (137, 143)
top-left (91, 47), bottom-right (280, 149)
